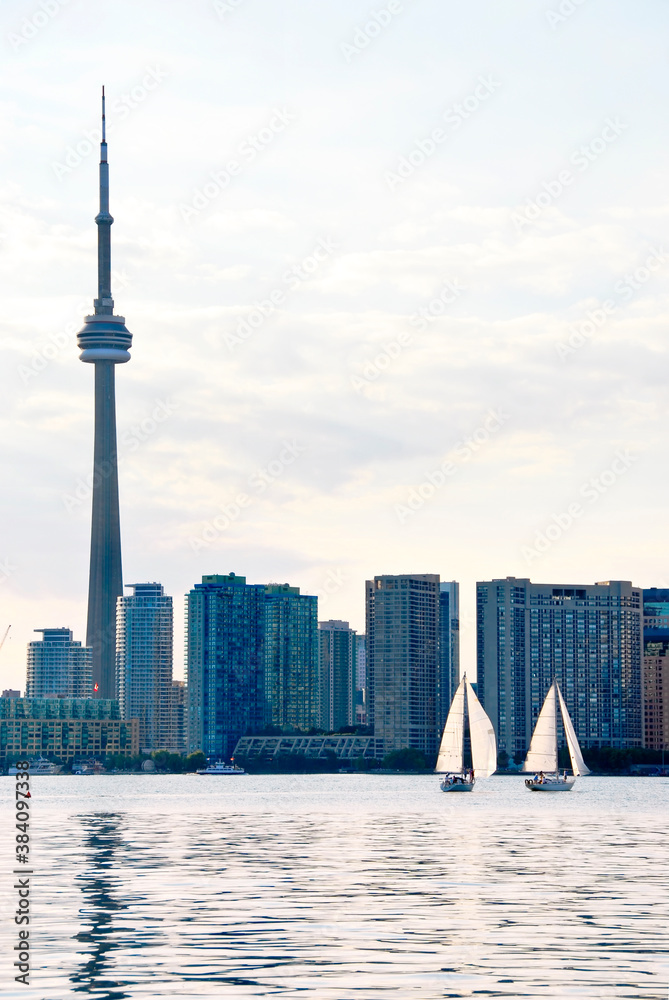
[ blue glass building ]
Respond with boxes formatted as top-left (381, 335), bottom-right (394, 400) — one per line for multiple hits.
top-left (265, 584), bottom-right (319, 732)
top-left (187, 574), bottom-right (266, 758)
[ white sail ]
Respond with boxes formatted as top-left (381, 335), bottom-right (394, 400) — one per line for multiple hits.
top-left (523, 681), bottom-right (558, 773)
top-left (435, 677), bottom-right (465, 773)
top-left (556, 683), bottom-right (591, 776)
top-left (465, 679), bottom-right (497, 777)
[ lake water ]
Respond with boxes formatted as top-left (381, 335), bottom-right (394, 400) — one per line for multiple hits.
top-left (1, 774), bottom-right (668, 999)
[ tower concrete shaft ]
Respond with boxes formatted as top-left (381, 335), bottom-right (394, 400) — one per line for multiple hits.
top-left (77, 88), bottom-right (132, 699)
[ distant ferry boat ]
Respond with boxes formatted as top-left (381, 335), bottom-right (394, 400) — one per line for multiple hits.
top-left (196, 760), bottom-right (246, 775)
top-left (9, 757), bottom-right (59, 775)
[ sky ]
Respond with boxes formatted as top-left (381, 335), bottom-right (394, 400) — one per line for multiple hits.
top-left (1, 0), bottom-right (668, 690)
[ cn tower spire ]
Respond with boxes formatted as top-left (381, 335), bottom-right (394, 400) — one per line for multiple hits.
top-left (77, 86), bottom-right (133, 700)
top-left (95, 85), bottom-right (114, 315)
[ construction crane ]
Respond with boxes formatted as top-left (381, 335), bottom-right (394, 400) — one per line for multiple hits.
top-left (0, 625), bottom-right (11, 652)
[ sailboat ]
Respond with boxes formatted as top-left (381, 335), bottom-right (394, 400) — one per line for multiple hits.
top-left (435, 675), bottom-right (497, 792)
top-left (523, 680), bottom-right (590, 791)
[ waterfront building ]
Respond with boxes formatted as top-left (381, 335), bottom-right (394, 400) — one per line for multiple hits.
top-left (186, 574), bottom-right (266, 758)
top-left (366, 574), bottom-right (440, 757)
top-left (476, 577), bottom-right (643, 757)
top-left (116, 583), bottom-right (173, 752)
top-left (26, 628), bottom-right (92, 699)
top-left (77, 90), bottom-right (133, 699)
top-left (642, 589), bottom-right (669, 751)
top-left (438, 581), bottom-right (460, 728)
top-left (318, 620), bottom-right (355, 732)
top-left (234, 733), bottom-right (385, 762)
top-left (355, 633), bottom-right (367, 725)
top-left (265, 584), bottom-right (319, 732)
top-left (0, 696), bottom-right (138, 761)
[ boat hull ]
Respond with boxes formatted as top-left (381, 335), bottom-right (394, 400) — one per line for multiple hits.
top-left (196, 770), bottom-right (246, 775)
top-left (440, 775), bottom-right (475, 792)
top-left (525, 778), bottom-right (574, 792)
top-left (9, 759), bottom-right (59, 775)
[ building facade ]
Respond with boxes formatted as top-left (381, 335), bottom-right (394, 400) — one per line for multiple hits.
top-left (0, 697), bottom-right (138, 761)
top-left (26, 629), bottom-right (92, 700)
top-left (116, 583), bottom-right (173, 752)
top-left (642, 588), bottom-right (669, 751)
top-left (234, 733), bottom-right (385, 761)
top-left (318, 620), bottom-right (355, 732)
top-left (354, 633), bottom-right (367, 725)
top-left (170, 680), bottom-right (188, 755)
top-left (187, 574), bottom-right (266, 758)
top-left (477, 577), bottom-right (643, 756)
top-left (438, 581), bottom-right (460, 728)
top-left (366, 574), bottom-right (440, 757)
top-left (265, 584), bottom-right (319, 732)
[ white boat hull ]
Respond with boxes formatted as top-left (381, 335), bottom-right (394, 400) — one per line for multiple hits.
top-left (525, 778), bottom-right (574, 792)
top-left (440, 775), bottom-right (475, 792)
top-left (196, 760), bottom-right (246, 775)
top-left (197, 770), bottom-right (246, 775)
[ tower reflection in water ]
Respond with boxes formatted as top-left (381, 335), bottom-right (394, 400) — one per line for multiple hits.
top-left (71, 813), bottom-right (131, 1000)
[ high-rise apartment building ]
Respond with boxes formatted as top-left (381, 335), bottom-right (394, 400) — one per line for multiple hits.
top-left (116, 583), bottom-right (173, 752)
top-left (319, 620), bottom-right (355, 732)
top-left (26, 629), bottom-right (92, 699)
top-left (438, 581), bottom-right (460, 728)
top-left (170, 680), bottom-right (188, 755)
top-left (187, 574), bottom-right (266, 758)
top-left (354, 633), bottom-right (367, 725)
top-left (477, 577), bottom-right (643, 756)
top-left (642, 589), bottom-right (669, 751)
top-left (366, 574), bottom-right (440, 757)
top-left (265, 584), bottom-right (319, 732)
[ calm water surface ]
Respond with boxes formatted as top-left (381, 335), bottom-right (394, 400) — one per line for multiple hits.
top-left (1, 774), bottom-right (667, 999)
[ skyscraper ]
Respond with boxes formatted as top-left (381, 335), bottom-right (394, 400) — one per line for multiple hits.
top-left (26, 629), bottom-right (92, 699)
top-left (476, 577), bottom-right (643, 757)
top-left (265, 584), bottom-right (319, 732)
top-left (318, 620), bottom-right (355, 732)
top-left (438, 581), bottom-right (460, 728)
top-left (366, 574), bottom-right (440, 757)
top-left (116, 583), bottom-right (173, 752)
top-left (187, 574), bottom-right (266, 758)
top-left (170, 680), bottom-right (188, 755)
top-left (354, 633), bottom-right (367, 725)
top-left (642, 589), bottom-right (669, 751)
top-left (77, 89), bottom-right (132, 699)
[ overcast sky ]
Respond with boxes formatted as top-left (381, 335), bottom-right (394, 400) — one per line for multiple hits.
top-left (1, 0), bottom-right (668, 690)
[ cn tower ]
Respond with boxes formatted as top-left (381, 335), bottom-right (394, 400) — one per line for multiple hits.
top-left (77, 88), bottom-right (132, 699)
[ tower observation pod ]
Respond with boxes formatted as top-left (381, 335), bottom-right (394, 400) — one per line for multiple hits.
top-left (76, 87), bottom-right (132, 699)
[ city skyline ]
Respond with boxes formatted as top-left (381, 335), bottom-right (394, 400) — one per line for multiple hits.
top-left (2, 2), bottom-right (669, 696)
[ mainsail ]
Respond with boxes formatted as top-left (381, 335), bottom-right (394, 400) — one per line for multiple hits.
top-left (524, 681), bottom-right (558, 773)
top-left (434, 677), bottom-right (465, 773)
top-left (556, 683), bottom-right (591, 776)
top-left (465, 679), bottom-right (497, 777)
